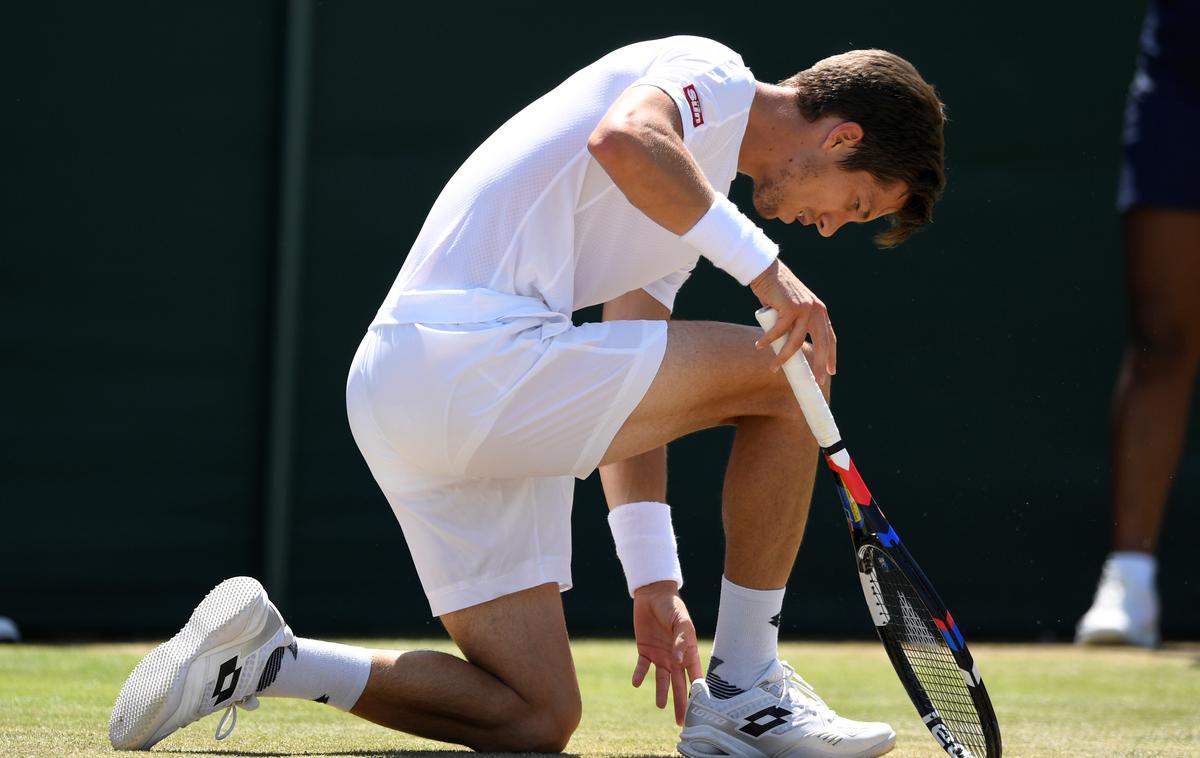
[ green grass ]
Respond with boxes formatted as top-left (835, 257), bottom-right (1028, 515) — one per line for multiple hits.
top-left (1, 639), bottom-right (1198, 757)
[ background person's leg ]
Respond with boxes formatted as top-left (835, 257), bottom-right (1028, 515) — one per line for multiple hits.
top-left (1110, 209), bottom-right (1200, 554)
top-left (351, 582), bottom-right (581, 752)
top-left (1078, 208), bottom-right (1200, 646)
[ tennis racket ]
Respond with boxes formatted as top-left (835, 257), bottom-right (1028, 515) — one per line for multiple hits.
top-left (756, 307), bottom-right (1002, 758)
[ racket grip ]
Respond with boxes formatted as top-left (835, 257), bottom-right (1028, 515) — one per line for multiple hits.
top-left (755, 307), bottom-right (842, 449)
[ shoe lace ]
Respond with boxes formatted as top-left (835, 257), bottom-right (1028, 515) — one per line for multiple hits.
top-left (774, 662), bottom-right (837, 723)
top-left (214, 694), bottom-right (260, 741)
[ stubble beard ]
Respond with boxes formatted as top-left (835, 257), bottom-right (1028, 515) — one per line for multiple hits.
top-left (752, 180), bottom-right (784, 219)
top-left (752, 157), bottom-right (820, 220)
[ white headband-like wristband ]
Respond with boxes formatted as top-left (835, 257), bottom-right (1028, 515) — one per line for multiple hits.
top-left (681, 193), bottom-right (779, 286)
top-left (607, 501), bottom-right (683, 597)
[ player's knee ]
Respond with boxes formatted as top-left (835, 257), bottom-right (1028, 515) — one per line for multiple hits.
top-left (513, 698), bottom-right (581, 753)
top-left (1128, 304), bottom-right (1200, 379)
top-left (544, 704), bottom-right (583, 752)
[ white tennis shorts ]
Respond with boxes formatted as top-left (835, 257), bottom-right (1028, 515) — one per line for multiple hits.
top-left (345, 296), bottom-right (667, 616)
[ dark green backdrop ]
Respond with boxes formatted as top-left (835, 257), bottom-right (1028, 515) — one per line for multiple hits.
top-left (5, 1), bottom-right (1197, 640)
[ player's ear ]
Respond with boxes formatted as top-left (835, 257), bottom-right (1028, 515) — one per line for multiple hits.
top-left (822, 121), bottom-right (864, 153)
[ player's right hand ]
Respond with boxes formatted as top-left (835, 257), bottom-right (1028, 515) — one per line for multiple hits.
top-left (630, 581), bottom-right (703, 725)
top-left (750, 259), bottom-right (837, 382)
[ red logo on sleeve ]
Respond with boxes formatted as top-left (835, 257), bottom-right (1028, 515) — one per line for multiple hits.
top-left (683, 84), bottom-right (704, 127)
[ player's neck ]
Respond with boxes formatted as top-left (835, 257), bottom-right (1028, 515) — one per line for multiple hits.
top-left (738, 82), bottom-right (822, 181)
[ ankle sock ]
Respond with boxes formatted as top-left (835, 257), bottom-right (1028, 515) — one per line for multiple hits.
top-left (1107, 551), bottom-right (1156, 588)
top-left (706, 576), bottom-right (784, 698)
top-left (256, 637), bottom-right (373, 710)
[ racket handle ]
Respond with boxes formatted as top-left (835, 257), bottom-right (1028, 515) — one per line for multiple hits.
top-left (755, 307), bottom-right (842, 449)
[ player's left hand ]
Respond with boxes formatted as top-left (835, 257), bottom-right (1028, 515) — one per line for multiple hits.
top-left (630, 581), bottom-right (703, 725)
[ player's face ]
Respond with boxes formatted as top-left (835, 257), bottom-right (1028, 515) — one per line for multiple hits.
top-left (752, 158), bottom-right (908, 237)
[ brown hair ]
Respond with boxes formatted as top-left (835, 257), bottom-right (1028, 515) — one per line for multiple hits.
top-left (780, 50), bottom-right (946, 247)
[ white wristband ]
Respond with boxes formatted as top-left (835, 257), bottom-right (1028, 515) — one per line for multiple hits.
top-left (681, 193), bottom-right (779, 285)
top-left (607, 501), bottom-right (683, 597)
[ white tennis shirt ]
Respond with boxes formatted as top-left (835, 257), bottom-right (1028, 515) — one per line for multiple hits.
top-left (379, 36), bottom-right (757, 324)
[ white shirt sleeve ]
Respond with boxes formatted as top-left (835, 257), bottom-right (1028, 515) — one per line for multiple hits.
top-left (642, 260), bottom-right (697, 312)
top-left (628, 37), bottom-right (757, 144)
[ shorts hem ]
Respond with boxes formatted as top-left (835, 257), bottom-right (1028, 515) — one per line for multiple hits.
top-left (1117, 196), bottom-right (1200, 214)
top-left (425, 556), bottom-right (573, 617)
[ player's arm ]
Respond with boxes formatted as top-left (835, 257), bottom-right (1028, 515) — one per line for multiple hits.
top-left (600, 288), bottom-right (670, 505)
top-left (588, 87), bottom-right (835, 379)
top-left (588, 86), bottom-right (712, 235)
top-left (600, 287), bottom-right (670, 327)
top-left (600, 288), bottom-right (700, 724)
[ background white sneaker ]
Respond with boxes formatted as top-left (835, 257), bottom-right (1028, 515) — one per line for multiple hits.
top-left (678, 661), bottom-right (896, 758)
top-left (1075, 552), bottom-right (1159, 648)
top-left (0, 616), bottom-right (19, 642)
top-left (109, 576), bottom-right (294, 749)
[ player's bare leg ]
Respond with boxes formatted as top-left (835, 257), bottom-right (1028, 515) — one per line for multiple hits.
top-left (1078, 209), bottom-right (1200, 648)
top-left (719, 409), bottom-right (821, 585)
top-left (109, 580), bottom-right (581, 753)
top-left (604, 319), bottom-right (894, 757)
top-left (351, 582), bottom-right (581, 752)
top-left (604, 319), bottom-right (823, 582)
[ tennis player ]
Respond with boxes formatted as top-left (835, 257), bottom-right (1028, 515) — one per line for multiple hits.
top-left (111, 36), bottom-right (945, 757)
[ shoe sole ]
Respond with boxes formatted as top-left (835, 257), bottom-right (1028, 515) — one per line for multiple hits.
top-left (1076, 627), bottom-right (1159, 647)
top-left (678, 724), bottom-right (896, 758)
top-left (108, 577), bottom-right (274, 750)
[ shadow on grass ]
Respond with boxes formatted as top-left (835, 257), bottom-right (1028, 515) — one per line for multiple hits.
top-left (1158, 641), bottom-right (1200, 667)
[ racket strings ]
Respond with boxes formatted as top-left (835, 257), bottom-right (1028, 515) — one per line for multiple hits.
top-left (867, 548), bottom-right (990, 755)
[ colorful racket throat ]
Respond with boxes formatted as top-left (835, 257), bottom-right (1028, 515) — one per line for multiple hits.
top-left (826, 441), bottom-right (1001, 758)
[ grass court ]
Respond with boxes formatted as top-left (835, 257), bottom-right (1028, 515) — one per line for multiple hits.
top-left (2, 639), bottom-right (1197, 757)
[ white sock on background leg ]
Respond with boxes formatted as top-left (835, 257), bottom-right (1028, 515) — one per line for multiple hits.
top-left (256, 638), bottom-right (373, 710)
top-left (1107, 551), bottom-right (1156, 589)
top-left (706, 576), bottom-right (785, 698)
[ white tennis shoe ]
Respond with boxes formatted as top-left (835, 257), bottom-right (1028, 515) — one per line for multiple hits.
top-left (1076, 554), bottom-right (1159, 648)
top-left (678, 661), bottom-right (896, 758)
top-left (109, 576), bottom-right (294, 750)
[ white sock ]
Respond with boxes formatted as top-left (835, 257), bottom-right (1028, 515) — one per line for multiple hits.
top-left (1108, 551), bottom-right (1157, 589)
top-left (256, 637), bottom-right (373, 710)
top-left (706, 576), bottom-right (784, 698)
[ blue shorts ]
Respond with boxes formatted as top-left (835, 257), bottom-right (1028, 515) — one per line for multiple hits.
top-left (1117, 37), bottom-right (1200, 211)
